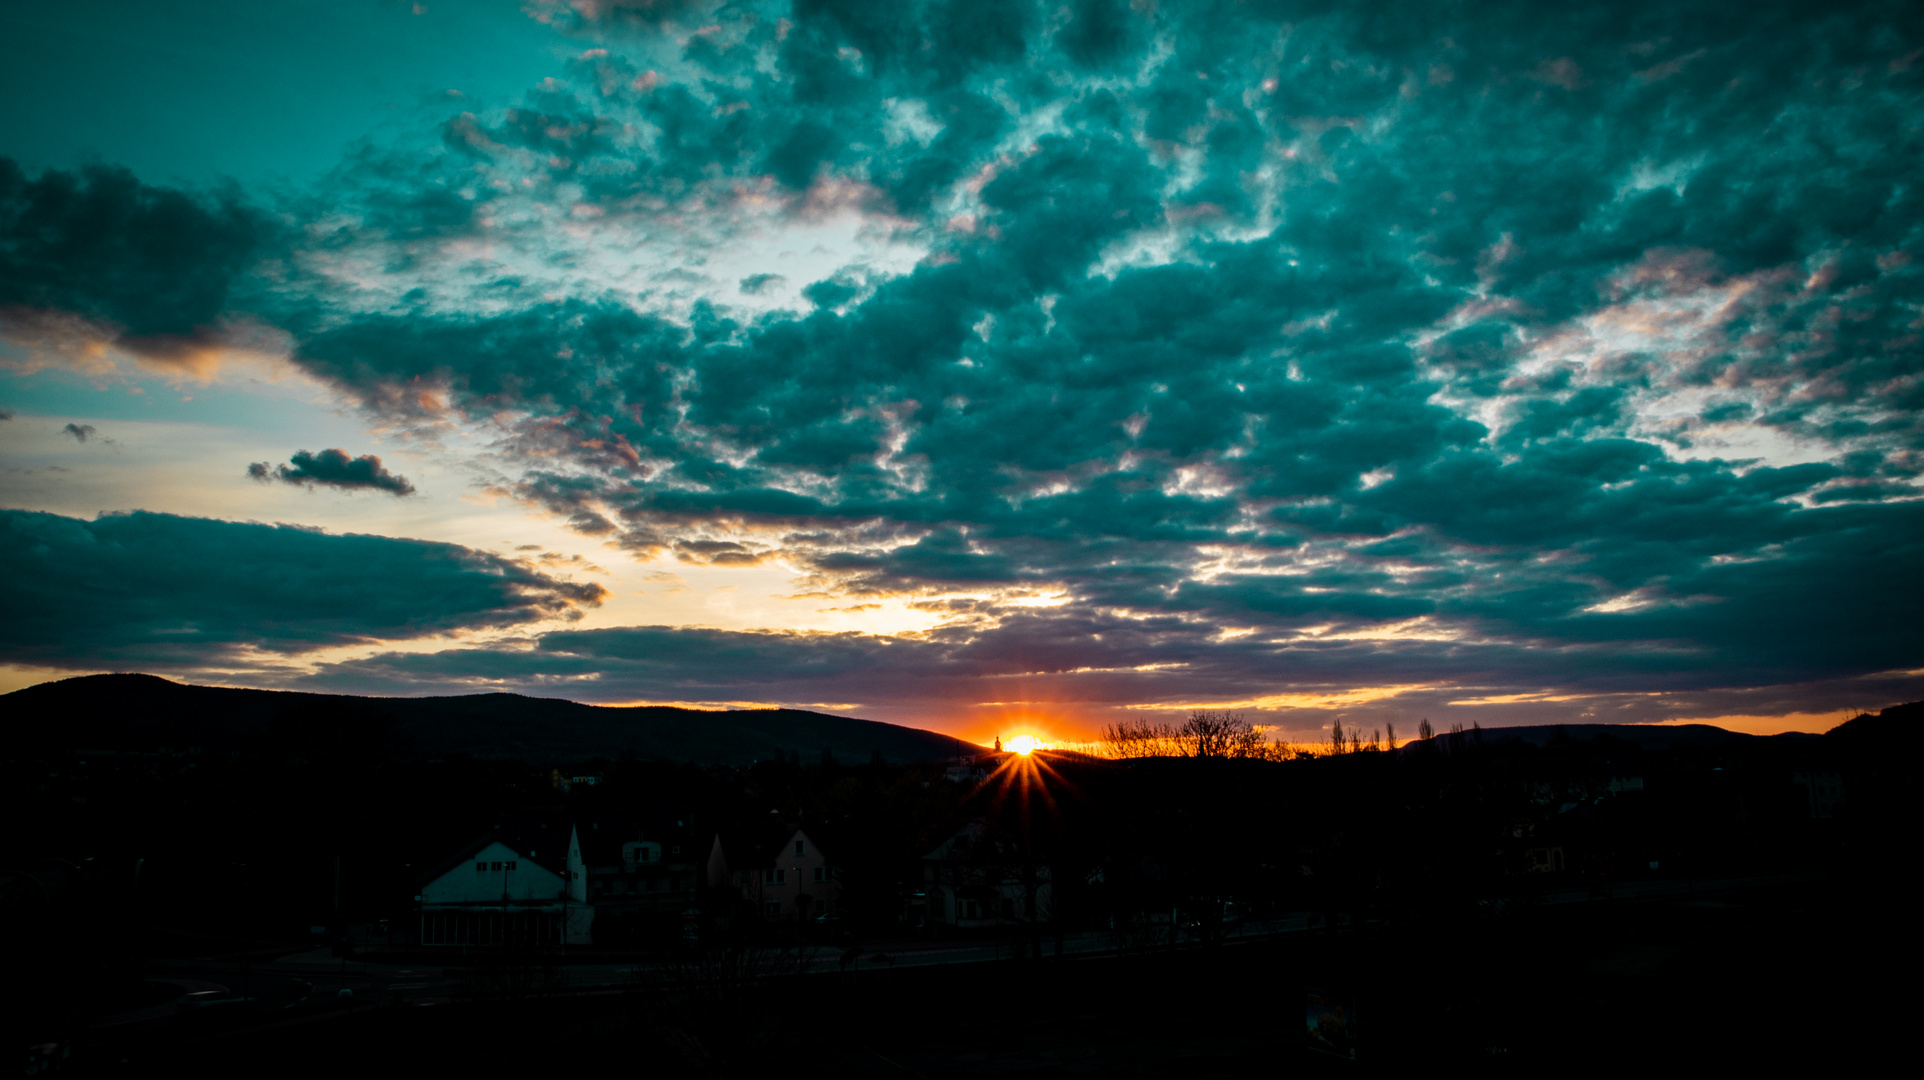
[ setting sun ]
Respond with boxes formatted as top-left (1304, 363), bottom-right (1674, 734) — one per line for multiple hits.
top-left (1004, 734), bottom-right (1048, 756)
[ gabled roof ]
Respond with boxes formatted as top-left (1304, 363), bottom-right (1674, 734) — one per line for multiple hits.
top-left (416, 820), bottom-right (570, 886)
top-left (574, 808), bottom-right (700, 865)
top-left (922, 820), bottom-right (1023, 863)
top-left (713, 817), bottom-right (833, 871)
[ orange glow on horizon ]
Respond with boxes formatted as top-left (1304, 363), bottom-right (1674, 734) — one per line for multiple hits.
top-left (1635, 710), bottom-right (1854, 737)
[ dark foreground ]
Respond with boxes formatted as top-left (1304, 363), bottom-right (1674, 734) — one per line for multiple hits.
top-left (52, 875), bottom-right (1890, 1076)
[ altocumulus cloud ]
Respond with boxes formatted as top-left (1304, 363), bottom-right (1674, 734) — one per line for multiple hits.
top-left (0, 509), bottom-right (605, 669)
top-left (2, 0), bottom-right (1922, 724)
top-left (248, 449), bottom-right (416, 496)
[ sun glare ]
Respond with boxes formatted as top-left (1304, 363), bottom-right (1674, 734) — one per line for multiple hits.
top-left (1004, 733), bottom-right (1046, 756)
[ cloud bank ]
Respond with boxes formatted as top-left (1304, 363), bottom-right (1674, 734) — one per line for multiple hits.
top-left (0, 509), bottom-right (605, 669)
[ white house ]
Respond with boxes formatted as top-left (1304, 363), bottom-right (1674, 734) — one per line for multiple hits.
top-left (416, 822), bottom-right (591, 946)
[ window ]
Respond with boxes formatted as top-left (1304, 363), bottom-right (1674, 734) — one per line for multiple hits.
top-left (490, 861), bottom-right (502, 871)
top-left (765, 901), bottom-right (782, 917)
top-left (505, 861), bottom-right (517, 871)
top-left (475, 862), bottom-right (487, 873)
top-left (813, 866), bottom-right (829, 884)
top-left (763, 868), bottom-right (786, 886)
top-left (794, 840), bottom-right (806, 856)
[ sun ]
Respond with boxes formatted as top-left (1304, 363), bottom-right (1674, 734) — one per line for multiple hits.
top-left (1004, 733), bottom-right (1047, 756)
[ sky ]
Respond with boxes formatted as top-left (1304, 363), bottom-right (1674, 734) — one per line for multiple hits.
top-left (2, 0), bottom-right (1921, 746)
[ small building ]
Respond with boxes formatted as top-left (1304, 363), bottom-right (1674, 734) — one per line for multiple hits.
top-left (922, 821), bottom-right (1052, 928)
top-left (944, 753), bottom-right (998, 784)
top-left (711, 820), bottom-right (843, 922)
top-left (415, 822), bottom-right (588, 946)
top-left (1792, 771), bottom-right (1846, 819)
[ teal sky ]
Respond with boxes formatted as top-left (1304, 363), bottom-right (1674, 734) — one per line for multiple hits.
top-left (0, 0), bottom-right (566, 187)
top-left (2, 1), bottom-right (1920, 744)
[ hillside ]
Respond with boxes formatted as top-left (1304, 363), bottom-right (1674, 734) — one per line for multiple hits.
top-left (1, 673), bottom-right (975, 766)
top-left (1432, 722), bottom-right (1821, 751)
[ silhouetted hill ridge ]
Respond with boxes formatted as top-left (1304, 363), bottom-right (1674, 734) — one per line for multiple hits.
top-left (1433, 721), bottom-right (1820, 751)
top-left (1, 673), bottom-right (975, 765)
top-left (1821, 700), bottom-right (1924, 754)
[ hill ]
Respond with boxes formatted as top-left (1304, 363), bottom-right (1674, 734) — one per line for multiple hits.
top-left (1820, 700), bottom-right (1924, 754)
top-left (0, 673), bottom-right (975, 766)
top-left (1431, 722), bottom-right (1822, 752)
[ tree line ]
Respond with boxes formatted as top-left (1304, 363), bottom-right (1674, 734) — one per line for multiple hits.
top-left (1098, 710), bottom-right (1423, 759)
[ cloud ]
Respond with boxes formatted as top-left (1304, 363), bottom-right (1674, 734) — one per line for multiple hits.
top-left (0, 158), bottom-right (268, 369)
top-left (290, 602), bottom-right (1924, 738)
top-left (3, 2), bottom-right (1921, 724)
top-left (247, 449), bottom-right (417, 496)
top-left (61, 423), bottom-right (96, 443)
top-left (0, 508), bottom-right (606, 669)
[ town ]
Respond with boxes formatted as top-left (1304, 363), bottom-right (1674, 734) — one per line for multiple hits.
top-left (3, 676), bottom-right (1907, 1073)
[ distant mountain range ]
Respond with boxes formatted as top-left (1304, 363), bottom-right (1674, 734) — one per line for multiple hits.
top-left (1, 673), bottom-right (977, 766)
top-left (1425, 703), bottom-right (1920, 755)
top-left (8, 673), bottom-right (1915, 767)
top-left (1431, 722), bottom-right (1819, 751)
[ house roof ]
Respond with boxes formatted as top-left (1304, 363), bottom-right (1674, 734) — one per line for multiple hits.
top-left (713, 817), bottom-right (834, 871)
top-left (574, 808), bottom-right (701, 866)
top-left (922, 820), bottom-right (1025, 863)
top-left (416, 820), bottom-right (570, 886)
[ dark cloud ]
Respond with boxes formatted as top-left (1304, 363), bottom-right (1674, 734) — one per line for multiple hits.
top-left (247, 449), bottom-right (416, 496)
top-left (0, 509), bottom-right (605, 669)
top-left (0, 158), bottom-right (267, 363)
top-left (61, 423), bottom-right (95, 443)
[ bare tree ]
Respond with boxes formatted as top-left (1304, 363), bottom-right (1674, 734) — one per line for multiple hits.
top-left (1182, 710), bottom-right (1261, 758)
top-left (1418, 718), bottom-right (1434, 741)
top-left (1100, 718), bottom-right (1188, 758)
top-left (1103, 712), bottom-right (1266, 758)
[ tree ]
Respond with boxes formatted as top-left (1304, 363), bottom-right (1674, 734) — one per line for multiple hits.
top-left (1099, 718), bottom-right (1184, 758)
top-left (1182, 711), bottom-right (1260, 758)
